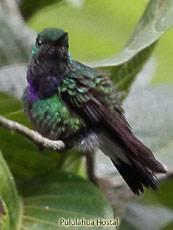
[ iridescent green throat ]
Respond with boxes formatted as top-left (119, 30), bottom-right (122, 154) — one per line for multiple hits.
top-left (30, 45), bottom-right (39, 60)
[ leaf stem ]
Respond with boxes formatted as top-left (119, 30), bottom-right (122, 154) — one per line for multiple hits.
top-left (0, 115), bottom-right (65, 151)
top-left (86, 151), bottom-right (98, 186)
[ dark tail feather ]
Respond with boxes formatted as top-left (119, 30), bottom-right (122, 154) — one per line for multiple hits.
top-left (101, 112), bottom-right (166, 194)
top-left (112, 157), bottom-right (158, 195)
top-left (101, 131), bottom-right (166, 194)
top-left (129, 135), bottom-right (167, 174)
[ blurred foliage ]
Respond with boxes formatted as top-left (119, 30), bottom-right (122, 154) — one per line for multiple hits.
top-left (96, 60), bottom-right (173, 183)
top-left (153, 28), bottom-right (173, 84)
top-left (0, 150), bottom-right (19, 230)
top-left (27, 0), bottom-right (173, 84)
top-left (28, 0), bottom-right (147, 63)
top-left (120, 178), bottom-right (173, 230)
top-left (0, 150), bottom-right (114, 230)
top-left (0, 3), bottom-right (34, 67)
top-left (0, 0), bottom-right (173, 229)
top-left (0, 93), bottom-right (21, 116)
top-left (19, 0), bottom-right (61, 19)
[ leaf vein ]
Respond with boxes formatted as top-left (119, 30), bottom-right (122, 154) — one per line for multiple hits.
top-left (24, 205), bottom-right (99, 219)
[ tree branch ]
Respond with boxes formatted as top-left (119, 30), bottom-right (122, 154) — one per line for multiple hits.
top-left (0, 115), bottom-right (65, 151)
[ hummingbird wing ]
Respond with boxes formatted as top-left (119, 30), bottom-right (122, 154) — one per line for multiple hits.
top-left (60, 62), bottom-right (166, 194)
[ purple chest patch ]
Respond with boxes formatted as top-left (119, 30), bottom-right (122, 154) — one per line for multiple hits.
top-left (27, 83), bottom-right (39, 101)
top-left (26, 66), bottom-right (66, 101)
top-left (27, 75), bottom-right (65, 101)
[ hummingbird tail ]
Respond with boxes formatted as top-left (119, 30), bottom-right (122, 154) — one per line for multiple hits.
top-left (100, 132), bottom-right (166, 195)
top-left (111, 157), bottom-right (157, 195)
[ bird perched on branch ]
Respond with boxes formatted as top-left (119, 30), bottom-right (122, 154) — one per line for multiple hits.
top-left (22, 28), bottom-right (166, 195)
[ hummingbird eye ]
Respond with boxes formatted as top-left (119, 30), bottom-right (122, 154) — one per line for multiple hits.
top-left (36, 39), bottom-right (42, 47)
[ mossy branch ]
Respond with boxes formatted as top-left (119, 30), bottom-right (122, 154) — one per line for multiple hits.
top-left (0, 115), bottom-right (65, 151)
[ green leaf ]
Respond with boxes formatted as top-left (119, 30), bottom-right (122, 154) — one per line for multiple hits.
top-left (0, 150), bottom-right (19, 229)
top-left (92, 0), bottom-right (173, 68)
top-left (0, 92), bottom-right (21, 116)
top-left (0, 149), bottom-right (114, 230)
top-left (0, 199), bottom-right (11, 230)
top-left (57, 149), bottom-right (87, 178)
top-left (20, 171), bottom-right (114, 230)
top-left (92, 0), bottom-right (173, 96)
top-left (119, 179), bottom-right (173, 230)
top-left (152, 28), bottom-right (173, 84)
top-left (162, 222), bottom-right (173, 230)
top-left (109, 43), bottom-right (156, 97)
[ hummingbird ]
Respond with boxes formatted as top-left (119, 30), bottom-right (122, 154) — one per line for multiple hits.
top-left (22, 28), bottom-right (166, 195)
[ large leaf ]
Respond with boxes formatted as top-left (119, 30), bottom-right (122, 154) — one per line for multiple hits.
top-left (93, 0), bottom-right (173, 95)
top-left (119, 178), bottom-right (173, 230)
top-left (91, 0), bottom-right (173, 67)
top-left (110, 43), bottom-right (156, 98)
top-left (0, 150), bottom-right (19, 229)
top-left (152, 27), bottom-right (173, 84)
top-left (0, 149), bottom-right (114, 230)
top-left (20, 172), bottom-right (114, 230)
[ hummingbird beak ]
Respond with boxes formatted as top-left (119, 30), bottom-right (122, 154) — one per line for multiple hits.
top-left (54, 32), bottom-right (68, 46)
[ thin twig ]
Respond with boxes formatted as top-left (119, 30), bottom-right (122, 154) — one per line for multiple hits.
top-left (0, 115), bottom-right (65, 151)
top-left (86, 151), bottom-right (98, 186)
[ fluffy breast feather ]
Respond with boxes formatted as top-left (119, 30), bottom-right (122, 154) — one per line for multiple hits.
top-left (22, 88), bottom-right (86, 143)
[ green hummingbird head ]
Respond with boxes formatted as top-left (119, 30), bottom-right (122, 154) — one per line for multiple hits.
top-left (31, 28), bottom-right (69, 58)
